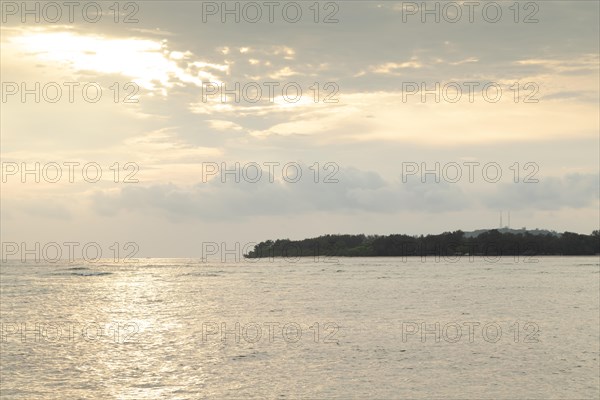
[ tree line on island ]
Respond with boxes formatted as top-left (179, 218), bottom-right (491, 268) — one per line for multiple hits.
top-left (244, 230), bottom-right (600, 258)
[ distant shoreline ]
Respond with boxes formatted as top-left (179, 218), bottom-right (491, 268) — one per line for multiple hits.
top-left (245, 230), bottom-right (600, 258)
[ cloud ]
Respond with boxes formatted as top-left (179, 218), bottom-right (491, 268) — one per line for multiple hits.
top-left (89, 166), bottom-right (472, 221)
top-left (5, 29), bottom-right (228, 93)
top-left (268, 66), bottom-right (299, 79)
top-left (515, 55), bottom-right (599, 74)
top-left (370, 58), bottom-right (424, 74)
top-left (89, 168), bottom-right (600, 222)
top-left (206, 120), bottom-right (244, 132)
top-left (483, 173), bottom-right (600, 211)
top-left (246, 90), bottom-right (599, 145)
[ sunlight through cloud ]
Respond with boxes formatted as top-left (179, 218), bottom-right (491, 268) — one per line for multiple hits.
top-left (8, 30), bottom-right (227, 93)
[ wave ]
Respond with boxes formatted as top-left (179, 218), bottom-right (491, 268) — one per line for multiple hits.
top-left (72, 271), bottom-right (113, 276)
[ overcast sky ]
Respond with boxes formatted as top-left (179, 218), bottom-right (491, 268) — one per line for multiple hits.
top-left (1, 1), bottom-right (598, 257)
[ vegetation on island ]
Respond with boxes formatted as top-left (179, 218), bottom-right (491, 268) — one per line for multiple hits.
top-left (245, 230), bottom-right (600, 258)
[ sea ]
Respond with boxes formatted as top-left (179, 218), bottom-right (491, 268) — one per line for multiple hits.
top-left (1, 256), bottom-right (598, 399)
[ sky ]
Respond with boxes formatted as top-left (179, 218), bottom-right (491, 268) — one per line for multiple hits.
top-left (1, 1), bottom-right (599, 258)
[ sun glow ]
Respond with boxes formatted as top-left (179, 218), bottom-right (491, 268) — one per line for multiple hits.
top-left (9, 30), bottom-right (225, 92)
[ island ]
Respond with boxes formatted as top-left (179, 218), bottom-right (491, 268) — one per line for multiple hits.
top-left (244, 229), bottom-right (600, 258)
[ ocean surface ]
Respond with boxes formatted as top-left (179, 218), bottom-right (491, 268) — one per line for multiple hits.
top-left (1, 256), bottom-right (598, 399)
